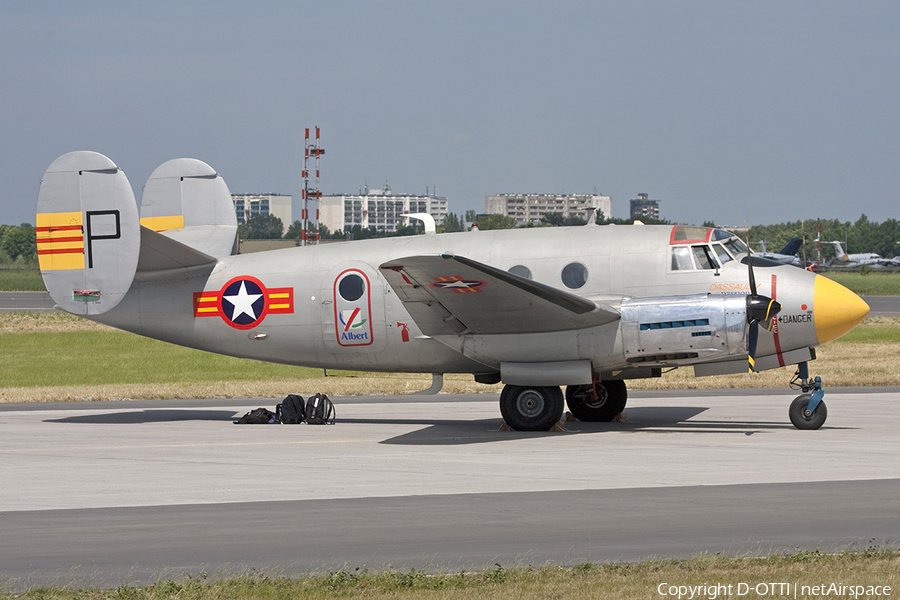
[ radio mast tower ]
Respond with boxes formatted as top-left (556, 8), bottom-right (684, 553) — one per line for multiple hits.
top-left (302, 127), bottom-right (324, 245)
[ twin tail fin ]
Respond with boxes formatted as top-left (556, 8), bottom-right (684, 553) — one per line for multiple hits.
top-left (139, 158), bottom-right (238, 258)
top-left (36, 151), bottom-right (238, 315)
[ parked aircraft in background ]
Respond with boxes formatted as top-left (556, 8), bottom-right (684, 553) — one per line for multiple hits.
top-left (755, 237), bottom-right (803, 266)
top-left (37, 152), bottom-right (869, 431)
top-left (824, 241), bottom-right (900, 268)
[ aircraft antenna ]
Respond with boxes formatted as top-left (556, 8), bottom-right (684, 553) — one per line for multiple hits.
top-left (302, 127), bottom-right (325, 246)
top-left (817, 219), bottom-right (821, 269)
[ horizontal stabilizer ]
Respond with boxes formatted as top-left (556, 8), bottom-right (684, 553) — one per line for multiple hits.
top-left (136, 226), bottom-right (217, 275)
top-left (379, 254), bottom-right (620, 335)
top-left (139, 158), bottom-right (238, 257)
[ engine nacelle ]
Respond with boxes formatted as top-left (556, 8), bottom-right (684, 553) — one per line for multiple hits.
top-left (620, 293), bottom-right (747, 367)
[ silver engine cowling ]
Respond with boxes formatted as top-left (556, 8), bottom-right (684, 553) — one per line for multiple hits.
top-left (619, 293), bottom-right (747, 367)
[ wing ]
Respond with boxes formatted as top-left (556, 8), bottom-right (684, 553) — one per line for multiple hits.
top-left (379, 254), bottom-right (620, 335)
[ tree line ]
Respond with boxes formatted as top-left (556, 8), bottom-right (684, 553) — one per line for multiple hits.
top-left (4, 213), bottom-right (898, 263)
top-left (0, 223), bottom-right (36, 266)
top-left (717, 215), bottom-right (900, 262)
top-left (241, 214), bottom-right (425, 241)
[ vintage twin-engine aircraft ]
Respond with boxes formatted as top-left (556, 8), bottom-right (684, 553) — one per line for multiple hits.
top-left (36, 151), bottom-right (870, 431)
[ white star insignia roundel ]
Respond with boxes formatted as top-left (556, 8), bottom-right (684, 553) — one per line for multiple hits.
top-left (194, 276), bottom-right (295, 329)
top-left (429, 276), bottom-right (486, 293)
top-left (221, 279), bottom-right (265, 326)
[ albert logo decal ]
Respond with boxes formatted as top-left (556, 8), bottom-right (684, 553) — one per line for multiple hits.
top-left (334, 269), bottom-right (375, 346)
top-left (339, 308), bottom-right (368, 331)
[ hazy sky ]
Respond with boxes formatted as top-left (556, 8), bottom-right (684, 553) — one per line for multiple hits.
top-left (2, 1), bottom-right (898, 227)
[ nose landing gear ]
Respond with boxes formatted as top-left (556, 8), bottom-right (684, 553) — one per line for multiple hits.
top-left (788, 361), bottom-right (827, 430)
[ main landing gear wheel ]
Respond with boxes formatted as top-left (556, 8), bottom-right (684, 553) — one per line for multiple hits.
top-left (499, 385), bottom-right (564, 431)
top-left (789, 394), bottom-right (827, 430)
top-left (565, 380), bottom-right (627, 422)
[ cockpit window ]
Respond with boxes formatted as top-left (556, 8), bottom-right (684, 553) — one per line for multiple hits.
top-left (671, 244), bottom-right (721, 271)
top-left (722, 237), bottom-right (750, 258)
top-left (670, 227), bottom-right (746, 271)
top-left (692, 245), bottom-right (716, 269)
top-left (711, 229), bottom-right (736, 241)
top-left (712, 243), bottom-right (733, 264)
top-left (671, 246), bottom-right (693, 270)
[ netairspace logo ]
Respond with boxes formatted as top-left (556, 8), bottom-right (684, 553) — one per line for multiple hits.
top-left (657, 582), bottom-right (893, 599)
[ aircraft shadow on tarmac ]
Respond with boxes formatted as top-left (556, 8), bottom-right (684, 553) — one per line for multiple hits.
top-left (362, 406), bottom-right (850, 445)
top-left (44, 409), bottom-right (240, 424)
top-left (41, 406), bottom-right (854, 443)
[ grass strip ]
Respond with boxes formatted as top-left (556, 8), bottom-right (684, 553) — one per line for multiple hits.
top-left (822, 270), bottom-right (900, 296)
top-left (1, 329), bottom-right (317, 387)
top-left (2, 549), bottom-right (898, 599)
top-left (0, 268), bottom-right (44, 291)
top-left (0, 313), bottom-right (495, 401)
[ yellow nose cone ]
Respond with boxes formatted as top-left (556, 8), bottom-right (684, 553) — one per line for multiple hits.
top-left (814, 275), bottom-right (869, 344)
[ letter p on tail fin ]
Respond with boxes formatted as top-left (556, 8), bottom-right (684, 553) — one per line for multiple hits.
top-left (36, 151), bottom-right (140, 315)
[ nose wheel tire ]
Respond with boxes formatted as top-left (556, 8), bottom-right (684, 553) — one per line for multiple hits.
top-left (789, 394), bottom-right (827, 430)
top-left (500, 385), bottom-right (564, 431)
top-left (565, 380), bottom-right (627, 422)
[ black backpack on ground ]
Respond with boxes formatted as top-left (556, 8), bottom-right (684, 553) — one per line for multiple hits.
top-left (279, 394), bottom-right (305, 424)
top-left (233, 407), bottom-right (277, 424)
top-left (305, 393), bottom-right (335, 425)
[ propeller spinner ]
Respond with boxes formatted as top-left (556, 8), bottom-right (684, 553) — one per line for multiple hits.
top-left (746, 245), bottom-right (782, 375)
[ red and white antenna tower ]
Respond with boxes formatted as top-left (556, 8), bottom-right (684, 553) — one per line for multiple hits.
top-left (302, 127), bottom-right (324, 245)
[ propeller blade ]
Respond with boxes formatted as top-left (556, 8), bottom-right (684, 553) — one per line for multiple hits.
top-left (747, 319), bottom-right (759, 375)
top-left (746, 239), bottom-right (757, 293)
top-left (743, 235), bottom-right (782, 376)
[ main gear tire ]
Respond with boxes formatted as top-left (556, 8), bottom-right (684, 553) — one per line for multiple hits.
top-left (565, 380), bottom-right (627, 422)
top-left (500, 385), bottom-right (564, 431)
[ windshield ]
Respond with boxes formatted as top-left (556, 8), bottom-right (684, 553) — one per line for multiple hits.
top-left (722, 237), bottom-right (750, 258)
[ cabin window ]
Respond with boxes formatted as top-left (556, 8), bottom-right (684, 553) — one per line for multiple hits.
top-left (561, 262), bottom-right (587, 289)
top-left (338, 273), bottom-right (366, 302)
top-left (508, 265), bottom-right (532, 280)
